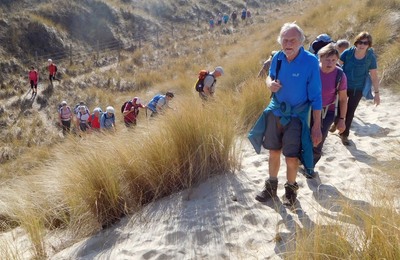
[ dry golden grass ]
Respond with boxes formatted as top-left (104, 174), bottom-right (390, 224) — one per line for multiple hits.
top-left (28, 14), bottom-right (67, 33)
top-left (1, 0), bottom-right (400, 258)
top-left (0, 96), bottom-right (238, 250)
top-left (290, 186), bottom-right (400, 259)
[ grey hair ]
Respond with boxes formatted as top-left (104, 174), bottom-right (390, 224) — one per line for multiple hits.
top-left (277, 22), bottom-right (305, 45)
top-left (336, 39), bottom-right (350, 49)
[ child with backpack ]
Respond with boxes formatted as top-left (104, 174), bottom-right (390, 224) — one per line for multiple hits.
top-left (122, 97), bottom-right (146, 127)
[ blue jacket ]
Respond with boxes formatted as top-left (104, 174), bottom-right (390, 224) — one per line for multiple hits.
top-left (100, 113), bottom-right (115, 129)
top-left (248, 96), bottom-right (314, 175)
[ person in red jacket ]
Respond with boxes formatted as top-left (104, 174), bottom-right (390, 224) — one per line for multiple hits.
top-left (28, 66), bottom-right (39, 94)
top-left (48, 59), bottom-right (59, 84)
top-left (123, 97), bottom-right (146, 127)
top-left (88, 107), bottom-right (102, 131)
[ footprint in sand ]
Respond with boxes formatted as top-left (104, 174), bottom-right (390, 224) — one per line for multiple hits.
top-left (325, 156), bottom-right (335, 162)
top-left (243, 213), bottom-right (258, 226)
top-left (165, 231), bottom-right (186, 245)
top-left (252, 160), bottom-right (262, 167)
top-left (194, 229), bottom-right (212, 245)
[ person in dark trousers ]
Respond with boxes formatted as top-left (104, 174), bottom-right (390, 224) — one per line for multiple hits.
top-left (333, 32), bottom-right (380, 146)
top-left (48, 59), bottom-right (60, 85)
top-left (28, 66), bottom-right (39, 95)
top-left (58, 100), bottom-right (73, 136)
top-left (312, 43), bottom-right (348, 167)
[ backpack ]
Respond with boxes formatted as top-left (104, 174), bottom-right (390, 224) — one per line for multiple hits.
top-left (331, 68), bottom-right (344, 118)
top-left (102, 112), bottom-right (115, 127)
top-left (74, 104), bottom-right (89, 115)
top-left (58, 105), bottom-right (72, 118)
top-left (149, 94), bottom-right (163, 105)
top-left (194, 70), bottom-right (215, 92)
top-left (121, 100), bottom-right (132, 113)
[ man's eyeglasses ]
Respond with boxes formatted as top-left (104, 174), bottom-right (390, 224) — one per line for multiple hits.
top-left (357, 40), bottom-right (369, 46)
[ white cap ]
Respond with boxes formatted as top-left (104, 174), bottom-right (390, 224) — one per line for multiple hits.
top-left (93, 107), bottom-right (102, 113)
top-left (48, 59), bottom-right (52, 62)
top-left (133, 97), bottom-right (141, 104)
top-left (61, 100), bottom-right (67, 105)
top-left (106, 106), bottom-right (115, 114)
top-left (214, 66), bottom-right (224, 75)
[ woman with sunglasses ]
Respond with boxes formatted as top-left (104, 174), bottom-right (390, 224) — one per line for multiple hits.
top-left (334, 31), bottom-right (380, 146)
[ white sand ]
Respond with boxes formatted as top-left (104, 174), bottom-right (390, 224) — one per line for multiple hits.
top-left (4, 89), bottom-right (400, 259)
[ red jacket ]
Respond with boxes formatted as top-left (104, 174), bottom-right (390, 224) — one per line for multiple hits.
top-left (123, 98), bottom-right (145, 123)
top-left (48, 63), bottom-right (57, 75)
top-left (88, 114), bottom-right (101, 129)
top-left (28, 70), bottom-right (39, 83)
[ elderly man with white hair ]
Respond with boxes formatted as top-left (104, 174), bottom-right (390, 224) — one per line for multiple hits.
top-left (249, 22), bottom-right (322, 207)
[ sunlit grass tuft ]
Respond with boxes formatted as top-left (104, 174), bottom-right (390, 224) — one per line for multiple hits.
top-left (38, 97), bottom-right (239, 232)
top-left (291, 184), bottom-right (400, 259)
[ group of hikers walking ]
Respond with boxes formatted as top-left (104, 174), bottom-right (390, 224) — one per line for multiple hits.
top-left (31, 19), bottom-right (380, 209)
top-left (249, 22), bottom-right (380, 207)
top-left (27, 59), bottom-right (60, 96)
top-left (57, 92), bottom-right (175, 136)
top-left (209, 8), bottom-right (252, 29)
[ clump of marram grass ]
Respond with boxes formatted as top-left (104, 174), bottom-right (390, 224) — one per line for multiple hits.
top-left (287, 186), bottom-right (400, 259)
top-left (0, 174), bottom-right (69, 260)
top-left (234, 77), bottom-right (270, 133)
top-left (44, 96), bottom-right (239, 232)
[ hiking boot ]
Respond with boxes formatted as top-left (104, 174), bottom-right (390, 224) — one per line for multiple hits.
top-left (329, 124), bottom-right (337, 133)
top-left (255, 179), bottom-right (278, 202)
top-left (340, 135), bottom-right (350, 146)
top-left (283, 182), bottom-right (299, 207)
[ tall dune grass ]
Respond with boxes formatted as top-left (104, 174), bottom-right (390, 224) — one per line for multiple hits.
top-left (1, 0), bottom-right (400, 258)
top-left (289, 186), bottom-right (400, 259)
top-left (23, 96), bottom-right (239, 235)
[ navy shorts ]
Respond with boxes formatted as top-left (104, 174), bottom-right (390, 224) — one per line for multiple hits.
top-left (262, 112), bottom-right (302, 158)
